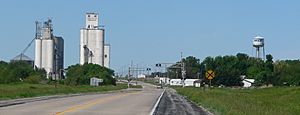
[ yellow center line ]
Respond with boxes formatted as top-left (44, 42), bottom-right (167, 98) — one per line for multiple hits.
top-left (54, 91), bottom-right (140, 115)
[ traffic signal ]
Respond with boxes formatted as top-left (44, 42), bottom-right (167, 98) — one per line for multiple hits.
top-left (156, 64), bottom-right (161, 67)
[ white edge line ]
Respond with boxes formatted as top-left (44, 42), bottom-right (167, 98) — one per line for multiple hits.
top-left (149, 89), bottom-right (165, 115)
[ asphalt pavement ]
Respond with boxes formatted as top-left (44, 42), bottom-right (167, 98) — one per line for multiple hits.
top-left (154, 88), bottom-right (211, 115)
top-left (0, 83), bottom-right (163, 115)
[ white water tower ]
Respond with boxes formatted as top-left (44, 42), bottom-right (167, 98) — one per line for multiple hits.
top-left (253, 36), bottom-right (265, 59)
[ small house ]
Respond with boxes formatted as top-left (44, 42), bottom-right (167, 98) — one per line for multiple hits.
top-left (90, 77), bottom-right (103, 86)
top-left (184, 79), bottom-right (199, 86)
top-left (243, 79), bottom-right (255, 87)
top-left (194, 79), bottom-right (203, 87)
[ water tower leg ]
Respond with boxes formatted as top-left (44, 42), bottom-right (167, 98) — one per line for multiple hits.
top-left (263, 46), bottom-right (265, 60)
top-left (256, 48), bottom-right (260, 58)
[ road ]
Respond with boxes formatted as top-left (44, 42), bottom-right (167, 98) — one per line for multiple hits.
top-left (0, 83), bottom-right (163, 115)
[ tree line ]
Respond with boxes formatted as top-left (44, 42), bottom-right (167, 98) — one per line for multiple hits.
top-left (0, 61), bottom-right (46, 84)
top-left (168, 53), bottom-right (300, 86)
top-left (0, 61), bottom-right (116, 85)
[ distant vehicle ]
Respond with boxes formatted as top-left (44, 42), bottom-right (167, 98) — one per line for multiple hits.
top-left (156, 85), bottom-right (163, 89)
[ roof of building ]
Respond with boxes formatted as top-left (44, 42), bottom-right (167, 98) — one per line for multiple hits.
top-left (194, 79), bottom-right (204, 83)
top-left (11, 54), bottom-right (32, 61)
top-left (170, 79), bottom-right (181, 81)
top-left (185, 79), bottom-right (200, 82)
top-left (243, 79), bottom-right (255, 83)
top-left (254, 36), bottom-right (264, 39)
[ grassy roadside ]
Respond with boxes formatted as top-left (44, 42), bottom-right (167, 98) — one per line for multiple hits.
top-left (0, 83), bottom-right (128, 100)
top-left (130, 84), bottom-right (143, 88)
top-left (174, 87), bottom-right (300, 115)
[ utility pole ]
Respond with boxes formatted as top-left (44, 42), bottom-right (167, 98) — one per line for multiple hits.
top-left (137, 64), bottom-right (139, 78)
top-left (128, 66), bottom-right (130, 88)
top-left (127, 61), bottom-right (131, 88)
top-left (181, 52), bottom-right (186, 88)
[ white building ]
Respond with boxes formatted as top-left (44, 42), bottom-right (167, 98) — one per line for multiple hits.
top-left (137, 74), bottom-right (146, 79)
top-left (80, 13), bottom-right (105, 66)
top-left (159, 77), bottom-right (170, 84)
top-left (170, 79), bottom-right (182, 86)
top-left (184, 79), bottom-right (199, 86)
top-left (104, 44), bottom-right (110, 68)
top-left (35, 19), bottom-right (64, 79)
top-left (243, 79), bottom-right (255, 88)
top-left (90, 77), bottom-right (103, 86)
top-left (169, 79), bottom-right (200, 86)
top-left (194, 79), bottom-right (204, 87)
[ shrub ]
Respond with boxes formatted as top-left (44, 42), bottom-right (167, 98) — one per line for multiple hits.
top-left (65, 63), bottom-right (115, 85)
top-left (24, 75), bottom-right (42, 84)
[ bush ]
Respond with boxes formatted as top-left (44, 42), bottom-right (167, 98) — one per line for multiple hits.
top-left (58, 80), bottom-right (65, 85)
top-left (65, 63), bottom-right (116, 86)
top-left (0, 61), bottom-right (46, 84)
top-left (24, 75), bottom-right (42, 84)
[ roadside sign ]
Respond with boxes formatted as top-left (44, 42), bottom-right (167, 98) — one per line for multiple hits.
top-left (206, 70), bottom-right (215, 80)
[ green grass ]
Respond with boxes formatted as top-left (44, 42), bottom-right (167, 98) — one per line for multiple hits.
top-left (0, 83), bottom-right (128, 100)
top-left (174, 87), bottom-right (300, 115)
top-left (130, 84), bottom-right (143, 88)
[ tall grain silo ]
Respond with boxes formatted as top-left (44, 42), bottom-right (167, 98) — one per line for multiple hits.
top-left (41, 39), bottom-right (54, 76)
top-left (80, 13), bottom-right (105, 66)
top-left (34, 19), bottom-right (64, 79)
top-left (104, 44), bottom-right (110, 68)
top-left (35, 38), bottom-right (42, 68)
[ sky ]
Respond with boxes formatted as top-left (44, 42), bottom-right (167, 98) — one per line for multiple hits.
top-left (0, 1), bottom-right (300, 73)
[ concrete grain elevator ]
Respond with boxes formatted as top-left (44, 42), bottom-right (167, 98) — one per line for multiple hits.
top-left (104, 44), bottom-right (110, 68)
top-left (34, 19), bottom-right (64, 79)
top-left (80, 13), bottom-right (110, 68)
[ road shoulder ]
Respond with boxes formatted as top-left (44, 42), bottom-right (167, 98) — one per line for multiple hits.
top-left (154, 88), bottom-right (212, 115)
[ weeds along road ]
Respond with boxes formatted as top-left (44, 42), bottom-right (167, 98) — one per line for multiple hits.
top-left (0, 83), bottom-right (163, 115)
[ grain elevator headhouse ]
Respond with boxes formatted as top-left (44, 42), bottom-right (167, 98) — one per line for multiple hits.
top-left (80, 12), bottom-right (110, 68)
